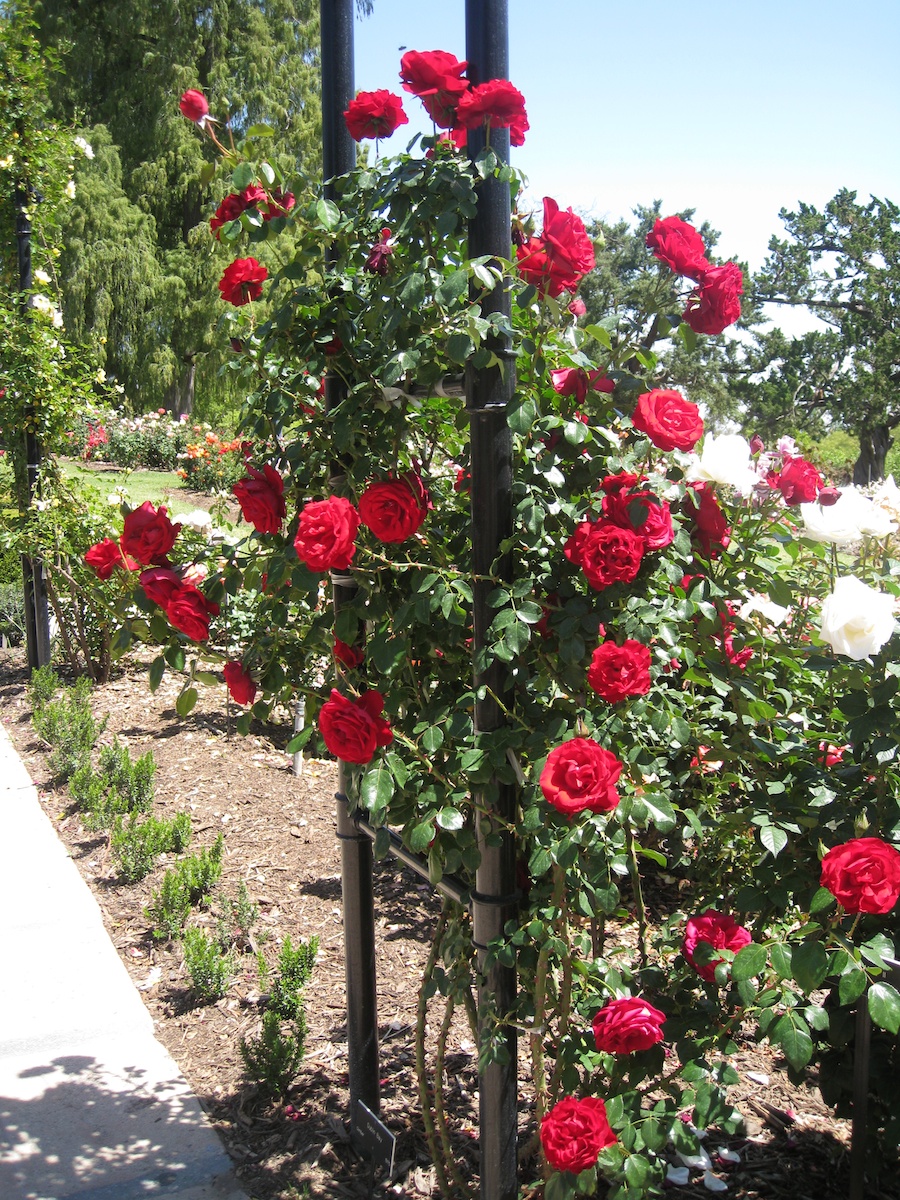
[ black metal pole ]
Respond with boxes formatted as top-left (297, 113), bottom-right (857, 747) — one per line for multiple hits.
top-left (849, 999), bottom-right (870, 1200)
top-left (320, 0), bottom-right (381, 1135)
top-left (15, 184), bottom-right (51, 671)
top-left (465, 5), bottom-right (519, 1198)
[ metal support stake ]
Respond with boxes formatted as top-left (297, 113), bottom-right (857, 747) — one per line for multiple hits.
top-left (848, 999), bottom-right (870, 1200)
top-left (321, 0), bottom-right (380, 1133)
top-left (465, 4), bottom-right (519, 1197)
top-left (15, 185), bottom-right (51, 671)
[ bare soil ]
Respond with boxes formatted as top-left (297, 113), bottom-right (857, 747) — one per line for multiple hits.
top-left (0, 647), bottom-right (895, 1200)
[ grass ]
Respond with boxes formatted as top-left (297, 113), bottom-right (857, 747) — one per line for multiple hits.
top-left (59, 459), bottom-right (214, 513)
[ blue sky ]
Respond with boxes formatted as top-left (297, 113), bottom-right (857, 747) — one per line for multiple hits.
top-left (354, 0), bottom-right (900, 274)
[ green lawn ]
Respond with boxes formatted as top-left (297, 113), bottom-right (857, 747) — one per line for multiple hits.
top-left (59, 460), bottom-right (214, 514)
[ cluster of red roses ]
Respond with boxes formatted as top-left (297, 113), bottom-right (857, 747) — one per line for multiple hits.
top-left (85, 502), bottom-right (219, 642)
top-left (516, 196), bottom-right (596, 299)
top-left (209, 182), bottom-right (295, 238)
top-left (343, 49), bottom-right (528, 148)
top-left (646, 215), bottom-right (743, 337)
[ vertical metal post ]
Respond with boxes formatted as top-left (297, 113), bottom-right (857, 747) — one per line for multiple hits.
top-left (320, 0), bottom-right (381, 1133)
top-left (465, 4), bottom-right (519, 1198)
top-left (849, 999), bottom-right (871, 1200)
top-left (15, 184), bottom-right (52, 671)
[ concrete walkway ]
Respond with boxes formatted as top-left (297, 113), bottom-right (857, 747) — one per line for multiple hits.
top-left (0, 723), bottom-right (250, 1200)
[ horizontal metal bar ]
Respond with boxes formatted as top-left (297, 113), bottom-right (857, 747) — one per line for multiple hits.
top-left (352, 815), bottom-right (469, 906)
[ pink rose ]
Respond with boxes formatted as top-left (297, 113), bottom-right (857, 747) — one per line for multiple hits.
top-left (682, 911), bottom-right (751, 982)
top-left (592, 997), bottom-right (666, 1054)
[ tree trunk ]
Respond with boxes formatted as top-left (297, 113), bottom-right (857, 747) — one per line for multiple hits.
top-left (167, 356), bottom-right (197, 419)
top-left (853, 422), bottom-right (892, 486)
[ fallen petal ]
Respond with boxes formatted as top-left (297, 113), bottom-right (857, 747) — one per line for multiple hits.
top-left (717, 1148), bottom-right (741, 1164)
top-left (703, 1172), bottom-right (728, 1192)
top-left (666, 1166), bottom-right (690, 1185)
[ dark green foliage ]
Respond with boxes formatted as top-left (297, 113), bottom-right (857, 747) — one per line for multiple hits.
top-left (182, 926), bottom-right (234, 1002)
top-left (239, 1010), bottom-right (307, 1099)
top-left (146, 835), bottom-right (224, 940)
top-left (111, 811), bottom-right (192, 883)
top-left (98, 739), bottom-right (156, 811)
top-left (32, 676), bottom-right (104, 780)
top-left (269, 934), bottom-right (319, 1020)
top-left (28, 664), bottom-right (59, 709)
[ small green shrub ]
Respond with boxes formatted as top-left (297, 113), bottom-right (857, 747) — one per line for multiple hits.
top-left (239, 1010), bottom-right (307, 1098)
top-left (97, 739), bottom-right (156, 811)
top-left (217, 881), bottom-right (259, 949)
top-left (0, 582), bottom-right (25, 646)
top-left (146, 835), bottom-right (224, 940)
top-left (182, 926), bottom-right (235, 1002)
top-left (32, 676), bottom-right (104, 780)
top-left (269, 934), bottom-right (319, 1021)
top-left (111, 812), bottom-right (192, 883)
top-left (28, 663), bottom-right (59, 709)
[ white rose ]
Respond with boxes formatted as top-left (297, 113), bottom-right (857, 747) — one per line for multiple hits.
top-left (739, 593), bottom-right (790, 628)
top-left (801, 487), bottom-right (896, 544)
top-left (688, 433), bottom-right (758, 493)
top-left (819, 575), bottom-right (896, 660)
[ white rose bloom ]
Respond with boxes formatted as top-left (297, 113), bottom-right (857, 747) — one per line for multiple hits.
top-left (739, 594), bottom-right (790, 628)
top-left (74, 136), bottom-right (94, 159)
top-left (65, 180), bottom-right (76, 199)
top-left (871, 475), bottom-right (900, 526)
top-left (176, 509), bottom-right (214, 536)
top-left (34, 267), bottom-right (51, 285)
top-left (819, 575), bottom-right (896, 660)
top-left (688, 433), bottom-right (758, 493)
top-left (801, 487), bottom-right (896, 544)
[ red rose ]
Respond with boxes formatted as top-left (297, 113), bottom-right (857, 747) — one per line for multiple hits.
top-left (455, 79), bottom-right (529, 145)
top-left (139, 567), bottom-right (183, 607)
top-left (224, 661), bottom-right (257, 706)
top-left (364, 228), bottom-right (393, 276)
top-left (434, 126), bottom-right (468, 152)
top-left (121, 501), bottom-right (181, 566)
top-left (540, 737), bottom-right (623, 816)
top-left (319, 689), bottom-right (393, 764)
top-left (233, 464), bottom-right (286, 534)
top-left (682, 911), bottom-right (751, 982)
top-left (343, 90), bottom-right (408, 140)
top-left (587, 640), bottom-right (651, 704)
top-left (646, 215), bottom-right (710, 280)
top-left (592, 997), bottom-right (666, 1054)
top-left (564, 518), bottom-right (645, 591)
top-left (85, 538), bottom-right (139, 580)
top-left (163, 582), bottom-right (219, 642)
top-left (541, 197), bottom-right (595, 287)
top-left (516, 237), bottom-right (558, 295)
top-left (540, 1096), bottom-right (616, 1174)
top-left (358, 477), bottom-right (429, 544)
top-left (631, 389), bottom-right (704, 452)
top-left (774, 456), bottom-right (823, 505)
top-left (218, 257), bottom-right (268, 306)
top-left (602, 488), bottom-right (674, 552)
top-left (399, 49), bottom-right (469, 128)
top-left (683, 262), bottom-right (743, 335)
top-left (209, 192), bottom-right (247, 237)
top-left (334, 638), bottom-right (365, 669)
top-left (262, 188), bottom-right (295, 220)
top-left (683, 483), bottom-right (730, 558)
top-left (820, 837), bottom-right (900, 914)
top-left (550, 368), bottom-right (614, 403)
top-left (294, 496), bottom-right (360, 572)
top-left (179, 89), bottom-right (208, 123)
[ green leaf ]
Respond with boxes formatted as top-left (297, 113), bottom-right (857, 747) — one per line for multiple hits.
top-left (770, 943), bottom-right (793, 979)
top-left (446, 332), bottom-right (473, 364)
top-left (409, 819), bottom-right (435, 853)
top-left (544, 1173), bottom-right (577, 1200)
top-left (771, 1011), bottom-right (813, 1070)
top-left (760, 825), bottom-right (788, 857)
top-left (508, 397), bottom-right (538, 434)
top-left (869, 982), bottom-right (900, 1034)
top-left (677, 320), bottom-right (698, 353)
top-left (792, 940), bottom-right (828, 993)
top-left (232, 162), bottom-right (255, 191)
top-left (421, 726), bottom-right (444, 753)
top-left (437, 807), bottom-right (465, 832)
top-left (195, 671), bottom-right (218, 687)
top-left (839, 967), bottom-right (868, 1005)
top-left (315, 197), bottom-right (340, 229)
top-left (435, 268), bottom-right (468, 306)
top-left (732, 942), bottom-right (767, 981)
top-left (529, 845), bottom-right (552, 877)
top-left (246, 123), bottom-right (275, 138)
top-left (360, 767), bottom-right (394, 820)
top-left (148, 655), bottom-right (165, 692)
top-left (860, 933), bottom-right (896, 970)
top-left (373, 826), bottom-right (391, 860)
top-left (175, 686), bottom-right (198, 717)
top-left (198, 160), bottom-right (216, 186)
top-left (809, 886), bottom-right (835, 915)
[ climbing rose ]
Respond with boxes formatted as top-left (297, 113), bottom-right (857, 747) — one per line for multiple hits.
top-left (632, 389), bottom-right (704, 452)
top-left (218, 257), bottom-right (267, 306)
top-left (358, 477), bottom-right (429, 543)
top-left (319, 689), bottom-right (393, 764)
top-left (164, 583), bottom-right (219, 642)
top-left (773, 456), bottom-right (823, 505)
top-left (399, 49), bottom-right (469, 127)
top-left (819, 575), bottom-right (896, 661)
top-left (565, 518), bottom-right (644, 591)
top-left (517, 197), bottom-right (594, 297)
top-left (179, 89), bottom-right (208, 123)
top-left (364, 228), bottom-right (393, 276)
top-left (334, 638), bottom-right (365, 669)
top-left (682, 912), bottom-right (751, 982)
top-left (587, 640), bottom-right (651, 704)
top-left (683, 483), bottom-right (731, 558)
top-left (550, 368), bottom-right (614, 403)
top-left (293, 496), bottom-right (360, 572)
top-left (139, 567), bottom-right (183, 608)
top-left (224, 662), bottom-right (257, 706)
top-left (539, 737), bottom-right (623, 815)
top-left (683, 262), bottom-right (743, 335)
top-left (646, 215), bottom-right (710, 280)
top-left (343, 90), bottom-right (408, 140)
top-left (820, 837), bottom-right (900, 914)
top-left (592, 997), bottom-right (666, 1054)
top-left (455, 79), bottom-right (529, 145)
top-left (602, 487), bottom-right (674, 552)
top-left (540, 1097), bottom-right (617, 1174)
top-left (233, 464), bottom-right (286, 534)
top-left (84, 538), bottom-right (139, 580)
top-left (209, 185), bottom-right (268, 237)
top-left (120, 502), bottom-right (181, 566)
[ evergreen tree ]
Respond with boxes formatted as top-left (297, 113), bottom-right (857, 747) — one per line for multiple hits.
top-left (32, 0), bottom-right (321, 417)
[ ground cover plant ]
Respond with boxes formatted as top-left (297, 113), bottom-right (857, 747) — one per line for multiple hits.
top-left (15, 46), bottom-right (900, 1200)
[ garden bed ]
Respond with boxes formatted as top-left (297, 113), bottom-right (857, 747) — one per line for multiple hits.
top-left (0, 647), bottom-right (895, 1200)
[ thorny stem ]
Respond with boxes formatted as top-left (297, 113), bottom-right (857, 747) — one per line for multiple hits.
top-left (434, 992), bottom-right (475, 1199)
top-left (415, 907), bottom-right (452, 1199)
top-left (625, 825), bottom-right (649, 968)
